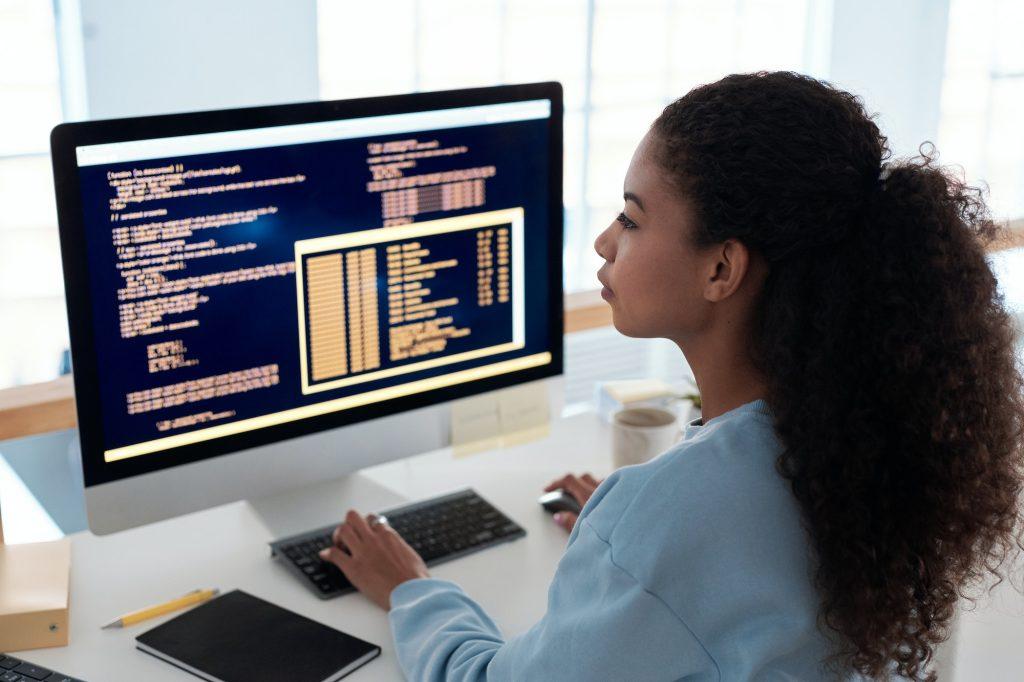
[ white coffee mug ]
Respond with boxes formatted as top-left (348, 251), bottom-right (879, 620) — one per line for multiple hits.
top-left (611, 406), bottom-right (681, 469)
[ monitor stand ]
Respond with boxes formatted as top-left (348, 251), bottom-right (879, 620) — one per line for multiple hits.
top-left (247, 471), bottom-right (409, 540)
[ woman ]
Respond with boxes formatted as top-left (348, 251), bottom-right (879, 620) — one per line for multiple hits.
top-left (319, 72), bottom-right (1024, 680)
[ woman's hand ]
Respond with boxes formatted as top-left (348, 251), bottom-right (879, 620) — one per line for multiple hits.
top-left (544, 472), bottom-right (602, 532)
top-left (319, 509), bottom-right (430, 611)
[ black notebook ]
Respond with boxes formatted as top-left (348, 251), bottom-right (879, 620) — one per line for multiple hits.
top-left (136, 589), bottom-right (380, 682)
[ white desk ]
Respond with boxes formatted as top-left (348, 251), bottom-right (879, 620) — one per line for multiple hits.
top-left (14, 410), bottom-right (613, 681)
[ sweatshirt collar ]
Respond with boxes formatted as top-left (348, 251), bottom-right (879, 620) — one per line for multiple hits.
top-left (682, 398), bottom-right (771, 441)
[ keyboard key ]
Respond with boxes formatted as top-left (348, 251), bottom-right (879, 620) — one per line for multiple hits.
top-left (498, 522), bottom-right (520, 536)
top-left (43, 675), bottom-right (82, 682)
top-left (13, 663), bottom-right (51, 681)
top-left (0, 660), bottom-right (17, 671)
top-left (2, 672), bottom-right (23, 682)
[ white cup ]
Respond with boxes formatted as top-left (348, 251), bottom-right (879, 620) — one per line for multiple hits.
top-left (611, 406), bottom-right (681, 469)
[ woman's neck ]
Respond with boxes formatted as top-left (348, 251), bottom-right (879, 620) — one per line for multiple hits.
top-left (678, 334), bottom-right (767, 423)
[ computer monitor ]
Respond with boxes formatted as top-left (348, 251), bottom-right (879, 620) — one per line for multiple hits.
top-left (51, 82), bottom-right (563, 535)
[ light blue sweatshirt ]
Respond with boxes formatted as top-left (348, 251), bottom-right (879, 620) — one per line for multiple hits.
top-left (388, 399), bottom-right (836, 680)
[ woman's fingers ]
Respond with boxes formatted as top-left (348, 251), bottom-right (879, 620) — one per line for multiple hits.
top-left (562, 476), bottom-right (592, 505)
top-left (319, 545), bottom-right (352, 570)
top-left (546, 473), bottom-right (584, 497)
top-left (553, 511), bottom-right (578, 532)
top-left (336, 509), bottom-right (374, 551)
top-left (367, 513), bottom-right (388, 532)
top-left (545, 473), bottom-right (601, 495)
top-left (338, 522), bottom-right (362, 552)
top-left (543, 473), bottom-right (602, 510)
top-left (347, 509), bottom-right (373, 539)
top-left (332, 510), bottom-right (413, 558)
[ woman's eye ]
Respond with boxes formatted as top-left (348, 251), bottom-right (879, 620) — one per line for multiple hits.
top-left (616, 212), bottom-right (638, 230)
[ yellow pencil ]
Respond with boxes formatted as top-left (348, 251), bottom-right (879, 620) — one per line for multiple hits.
top-left (101, 588), bottom-right (220, 629)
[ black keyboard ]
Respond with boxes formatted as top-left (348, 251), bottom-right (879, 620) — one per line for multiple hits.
top-left (0, 654), bottom-right (84, 682)
top-left (270, 488), bottom-right (526, 599)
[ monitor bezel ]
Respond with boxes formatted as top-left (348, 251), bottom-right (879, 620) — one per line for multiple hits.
top-left (51, 81), bottom-right (564, 488)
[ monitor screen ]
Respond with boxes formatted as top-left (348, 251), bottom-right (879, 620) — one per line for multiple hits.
top-left (53, 83), bottom-right (563, 487)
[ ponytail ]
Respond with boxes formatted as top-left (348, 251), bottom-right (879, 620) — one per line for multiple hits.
top-left (653, 72), bottom-right (1024, 680)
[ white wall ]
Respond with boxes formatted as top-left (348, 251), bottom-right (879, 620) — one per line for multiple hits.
top-left (58, 0), bottom-right (952, 160)
top-left (827, 0), bottom-right (950, 160)
top-left (61, 0), bottom-right (319, 119)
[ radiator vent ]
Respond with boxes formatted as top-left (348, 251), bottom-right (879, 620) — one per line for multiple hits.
top-left (563, 327), bottom-right (694, 408)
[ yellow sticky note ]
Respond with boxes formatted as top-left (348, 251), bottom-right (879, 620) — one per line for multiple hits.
top-left (498, 382), bottom-right (550, 436)
top-left (449, 382), bottom-right (551, 457)
top-left (450, 394), bottom-right (502, 456)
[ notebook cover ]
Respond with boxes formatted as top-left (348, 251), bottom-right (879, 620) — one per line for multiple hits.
top-left (135, 589), bottom-right (380, 682)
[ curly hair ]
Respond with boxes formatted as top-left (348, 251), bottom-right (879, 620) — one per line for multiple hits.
top-left (651, 72), bottom-right (1024, 679)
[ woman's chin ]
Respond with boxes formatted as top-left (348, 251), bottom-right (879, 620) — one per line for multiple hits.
top-left (609, 313), bottom-right (642, 338)
top-left (609, 311), bottom-right (667, 340)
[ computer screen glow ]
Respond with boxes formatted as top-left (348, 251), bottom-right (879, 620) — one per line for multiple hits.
top-left (71, 98), bottom-right (555, 464)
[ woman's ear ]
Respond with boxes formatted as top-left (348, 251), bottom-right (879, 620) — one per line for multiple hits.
top-left (703, 239), bottom-right (751, 303)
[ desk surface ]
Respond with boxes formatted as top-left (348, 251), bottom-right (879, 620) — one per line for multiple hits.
top-left (14, 409), bottom-right (1024, 681)
top-left (15, 410), bottom-right (613, 681)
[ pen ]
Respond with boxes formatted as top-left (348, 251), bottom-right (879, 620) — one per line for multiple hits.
top-left (101, 588), bottom-right (220, 629)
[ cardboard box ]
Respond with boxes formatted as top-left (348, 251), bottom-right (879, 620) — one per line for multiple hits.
top-left (0, 538), bottom-right (71, 651)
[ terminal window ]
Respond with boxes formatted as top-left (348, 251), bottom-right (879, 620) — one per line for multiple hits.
top-left (297, 208), bottom-right (524, 394)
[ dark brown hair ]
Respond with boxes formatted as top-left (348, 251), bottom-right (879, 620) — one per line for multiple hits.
top-left (652, 72), bottom-right (1024, 679)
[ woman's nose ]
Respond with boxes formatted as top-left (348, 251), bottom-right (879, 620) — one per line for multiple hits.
top-left (594, 224), bottom-right (613, 261)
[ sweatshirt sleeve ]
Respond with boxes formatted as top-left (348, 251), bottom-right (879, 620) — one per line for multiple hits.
top-left (387, 517), bottom-right (716, 682)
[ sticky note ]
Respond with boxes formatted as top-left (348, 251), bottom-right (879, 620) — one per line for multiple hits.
top-left (450, 394), bottom-right (502, 456)
top-left (450, 382), bottom-right (550, 456)
top-left (498, 382), bottom-right (550, 442)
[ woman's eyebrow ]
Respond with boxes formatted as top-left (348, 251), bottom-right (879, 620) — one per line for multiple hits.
top-left (623, 191), bottom-right (645, 211)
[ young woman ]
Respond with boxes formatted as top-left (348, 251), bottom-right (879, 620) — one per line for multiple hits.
top-left (319, 72), bottom-right (1024, 680)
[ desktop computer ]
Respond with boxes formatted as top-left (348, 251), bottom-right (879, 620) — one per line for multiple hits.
top-left (50, 80), bottom-right (564, 573)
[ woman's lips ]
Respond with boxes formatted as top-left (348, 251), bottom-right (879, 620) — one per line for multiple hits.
top-left (600, 285), bottom-right (614, 300)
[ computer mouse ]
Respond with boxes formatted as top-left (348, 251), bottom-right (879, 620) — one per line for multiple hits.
top-left (538, 488), bottom-right (582, 515)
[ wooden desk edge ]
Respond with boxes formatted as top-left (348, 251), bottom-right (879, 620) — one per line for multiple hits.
top-left (0, 374), bottom-right (77, 441)
top-left (3, 218), bottom-right (1020, 443)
